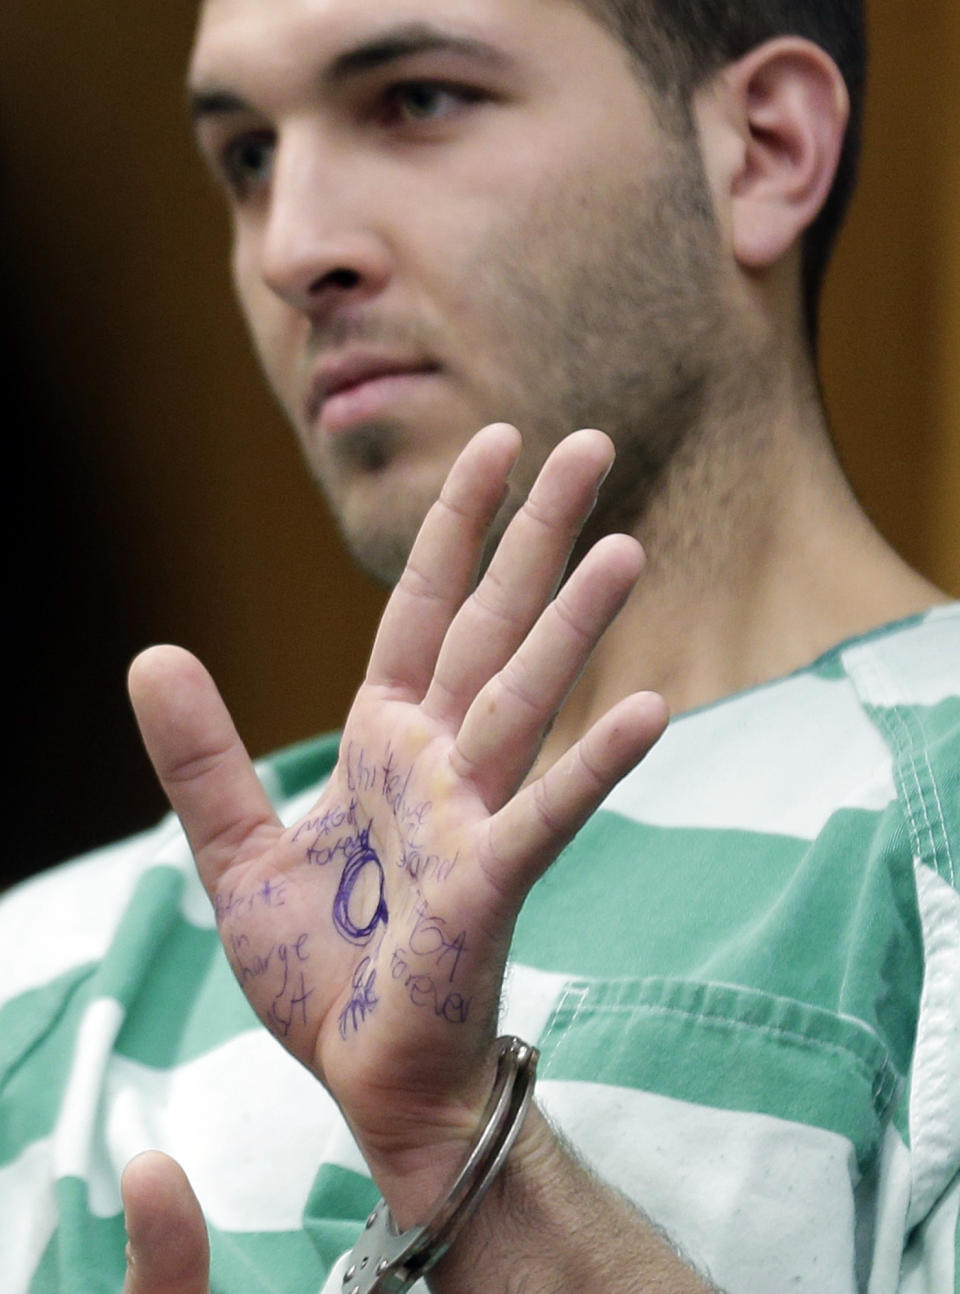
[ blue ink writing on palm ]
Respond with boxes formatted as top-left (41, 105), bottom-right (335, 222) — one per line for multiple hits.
top-left (333, 826), bottom-right (389, 945)
top-left (409, 899), bottom-right (467, 982)
top-left (390, 947), bottom-right (471, 1023)
top-left (338, 956), bottom-right (379, 1038)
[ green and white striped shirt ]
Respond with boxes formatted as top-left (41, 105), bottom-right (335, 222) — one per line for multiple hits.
top-left (2, 605), bottom-right (958, 1293)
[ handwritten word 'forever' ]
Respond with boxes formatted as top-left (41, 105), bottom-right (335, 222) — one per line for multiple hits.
top-left (390, 947), bottom-right (470, 1024)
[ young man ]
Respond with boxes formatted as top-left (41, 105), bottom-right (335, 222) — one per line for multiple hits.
top-left (1, 1), bottom-right (956, 1292)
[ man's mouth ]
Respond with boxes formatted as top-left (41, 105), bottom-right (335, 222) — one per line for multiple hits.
top-left (306, 352), bottom-right (440, 432)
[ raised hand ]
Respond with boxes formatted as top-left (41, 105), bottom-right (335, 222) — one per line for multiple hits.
top-left (129, 424), bottom-right (667, 1220)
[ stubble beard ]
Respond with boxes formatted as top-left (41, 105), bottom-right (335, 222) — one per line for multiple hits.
top-left (322, 420), bottom-right (432, 586)
top-left (491, 133), bottom-right (728, 560)
top-left (304, 127), bottom-right (734, 587)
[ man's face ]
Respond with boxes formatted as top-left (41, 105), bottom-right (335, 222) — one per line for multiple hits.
top-left (190, 0), bottom-right (723, 582)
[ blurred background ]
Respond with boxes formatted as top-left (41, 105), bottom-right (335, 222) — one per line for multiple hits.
top-left (2, 0), bottom-right (958, 887)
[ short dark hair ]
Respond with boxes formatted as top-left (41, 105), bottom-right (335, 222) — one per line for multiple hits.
top-left (580, 0), bottom-right (867, 348)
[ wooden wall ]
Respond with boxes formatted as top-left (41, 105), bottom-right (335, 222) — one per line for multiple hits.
top-left (3, 0), bottom-right (957, 883)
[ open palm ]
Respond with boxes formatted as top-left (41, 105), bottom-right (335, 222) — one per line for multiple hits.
top-left (129, 424), bottom-right (667, 1201)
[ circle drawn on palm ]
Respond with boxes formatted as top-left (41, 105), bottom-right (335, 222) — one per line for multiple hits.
top-left (333, 842), bottom-right (389, 945)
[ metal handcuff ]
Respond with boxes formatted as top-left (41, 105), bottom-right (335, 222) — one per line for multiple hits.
top-left (341, 1036), bottom-right (539, 1293)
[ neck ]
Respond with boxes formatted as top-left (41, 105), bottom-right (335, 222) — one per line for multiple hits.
top-left (538, 352), bottom-right (949, 766)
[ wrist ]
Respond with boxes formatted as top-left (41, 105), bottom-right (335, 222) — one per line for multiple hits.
top-left (426, 1102), bottom-right (571, 1288)
top-left (344, 1038), bottom-right (539, 1289)
top-left (358, 1066), bottom-right (500, 1230)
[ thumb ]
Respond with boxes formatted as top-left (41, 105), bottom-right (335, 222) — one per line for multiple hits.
top-left (127, 645), bottom-right (281, 892)
top-left (121, 1151), bottom-right (210, 1294)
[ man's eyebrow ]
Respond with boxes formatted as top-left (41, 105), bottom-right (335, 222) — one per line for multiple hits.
top-left (188, 23), bottom-right (512, 125)
top-left (190, 88), bottom-right (254, 126)
top-left (323, 22), bottom-right (514, 84)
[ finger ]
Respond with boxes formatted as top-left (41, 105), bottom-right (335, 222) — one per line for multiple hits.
top-left (121, 1151), bottom-right (210, 1294)
top-left (453, 533), bottom-right (644, 805)
top-left (128, 646), bottom-right (281, 891)
top-left (365, 423), bottom-right (521, 699)
top-left (482, 691), bottom-right (669, 904)
top-left (421, 429), bottom-right (615, 728)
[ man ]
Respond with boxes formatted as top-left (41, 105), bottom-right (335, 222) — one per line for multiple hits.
top-left (0, 0), bottom-right (956, 1292)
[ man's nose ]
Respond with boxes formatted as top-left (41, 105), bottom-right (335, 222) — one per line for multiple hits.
top-left (259, 133), bottom-right (392, 316)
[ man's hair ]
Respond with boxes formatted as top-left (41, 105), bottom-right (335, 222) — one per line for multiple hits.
top-left (581, 0), bottom-right (867, 349)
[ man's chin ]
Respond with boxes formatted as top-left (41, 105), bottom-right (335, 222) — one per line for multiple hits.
top-left (322, 420), bottom-right (403, 476)
top-left (342, 523), bottom-right (417, 588)
top-left (304, 413), bottom-right (515, 587)
top-left (324, 468), bottom-right (438, 588)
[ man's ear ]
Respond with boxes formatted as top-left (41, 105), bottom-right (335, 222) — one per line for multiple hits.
top-left (712, 38), bottom-right (850, 271)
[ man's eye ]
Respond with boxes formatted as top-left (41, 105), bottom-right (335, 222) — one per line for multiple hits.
top-left (220, 132), bottom-right (275, 196)
top-left (384, 81), bottom-right (478, 126)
